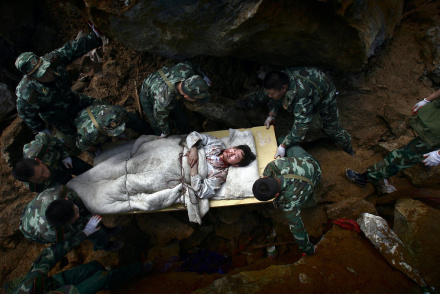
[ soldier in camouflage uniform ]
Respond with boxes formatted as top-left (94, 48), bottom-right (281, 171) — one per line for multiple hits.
top-left (244, 67), bottom-right (353, 157)
top-left (74, 104), bottom-right (153, 152)
top-left (139, 61), bottom-right (211, 137)
top-left (12, 132), bottom-right (91, 193)
top-left (252, 146), bottom-right (321, 256)
top-left (15, 33), bottom-right (103, 137)
top-left (19, 185), bottom-right (121, 251)
top-left (10, 216), bottom-right (145, 294)
top-left (346, 89), bottom-right (440, 193)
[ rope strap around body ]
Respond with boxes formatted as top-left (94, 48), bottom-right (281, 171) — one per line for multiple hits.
top-left (166, 153), bottom-right (199, 206)
top-left (86, 107), bottom-right (107, 136)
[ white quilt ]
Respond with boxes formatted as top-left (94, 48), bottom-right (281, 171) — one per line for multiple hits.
top-left (67, 129), bottom-right (259, 224)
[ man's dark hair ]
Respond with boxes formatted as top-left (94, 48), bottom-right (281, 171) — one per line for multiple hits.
top-left (263, 70), bottom-right (289, 91)
top-left (45, 199), bottom-right (76, 226)
top-left (235, 145), bottom-right (256, 167)
top-left (12, 158), bottom-right (39, 182)
top-left (252, 177), bottom-right (280, 201)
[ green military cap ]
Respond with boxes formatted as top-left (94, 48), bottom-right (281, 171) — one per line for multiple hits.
top-left (88, 105), bottom-right (127, 137)
top-left (15, 52), bottom-right (51, 78)
top-left (182, 75), bottom-right (210, 103)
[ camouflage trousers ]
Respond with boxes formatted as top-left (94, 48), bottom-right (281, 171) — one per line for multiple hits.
top-left (319, 97), bottom-right (352, 151)
top-left (51, 260), bottom-right (141, 293)
top-left (366, 137), bottom-right (435, 184)
top-left (139, 91), bottom-right (190, 136)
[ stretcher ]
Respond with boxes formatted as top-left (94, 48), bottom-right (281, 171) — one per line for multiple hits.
top-left (155, 125), bottom-right (277, 212)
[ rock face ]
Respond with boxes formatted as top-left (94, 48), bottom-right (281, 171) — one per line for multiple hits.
top-left (83, 0), bottom-right (404, 72)
top-left (393, 198), bottom-right (440, 289)
top-left (0, 83), bottom-right (15, 121)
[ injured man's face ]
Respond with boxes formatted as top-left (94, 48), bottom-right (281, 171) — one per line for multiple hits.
top-left (222, 148), bottom-right (244, 166)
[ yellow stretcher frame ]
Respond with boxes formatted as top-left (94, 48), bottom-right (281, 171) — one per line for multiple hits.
top-left (154, 126), bottom-right (277, 212)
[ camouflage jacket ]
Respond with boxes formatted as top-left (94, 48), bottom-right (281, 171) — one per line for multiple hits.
top-left (185, 131), bottom-right (229, 199)
top-left (263, 154), bottom-right (321, 255)
top-left (15, 33), bottom-right (102, 135)
top-left (140, 61), bottom-right (205, 135)
top-left (22, 133), bottom-right (73, 192)
top-left (19, 185), bottom-right (91, 244)
top-left (250, 67), bottom-right (336, 148)
top-left (12, 231), bottom-right (86, 294)
top-left (74, 104), bottom-right (127, 151)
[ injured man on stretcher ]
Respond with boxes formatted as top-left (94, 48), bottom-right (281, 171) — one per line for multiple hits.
top-left (67, 130), bottom-right (257, 224)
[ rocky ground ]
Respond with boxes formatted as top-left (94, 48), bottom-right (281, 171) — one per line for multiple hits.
top-left (0, 0), bottom-right (440, 293)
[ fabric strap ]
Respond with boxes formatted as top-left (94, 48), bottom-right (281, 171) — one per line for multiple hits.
top-left (158, 69), bottom-right (174, 90)
top-left (158, 69), bottom-right (180, 100)
top-left (267, 160), bottom-right (314, 189)
top-left (86, 107), bottom-right (107, 135)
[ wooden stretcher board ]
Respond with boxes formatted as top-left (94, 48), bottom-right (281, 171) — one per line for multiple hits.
top-left (149, 126), bottom-right (277, 213)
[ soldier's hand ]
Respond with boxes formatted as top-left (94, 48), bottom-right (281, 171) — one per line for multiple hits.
top-left (83, 215), bottom-right (102, 236)
top-left (264, 116), bottom-right (275, 129)
top-left (62, 157), bottom-right (73, 169)
top-left (274, 145), bottom-right (285, 159)
top-left (423, 150), bottom-right (440, 166)
top-left (157, 133), bottom-right (169, 139)
top-left (412, 98), bottom-right (430, 114)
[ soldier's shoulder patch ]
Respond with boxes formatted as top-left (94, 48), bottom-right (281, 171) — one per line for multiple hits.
top-left (27, 90), bottom-right (38, 104)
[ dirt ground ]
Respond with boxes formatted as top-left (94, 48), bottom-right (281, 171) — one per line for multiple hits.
top-left (0, 0), bottom-right (439, 293)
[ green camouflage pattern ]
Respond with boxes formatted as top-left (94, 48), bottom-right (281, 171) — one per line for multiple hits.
top-left (250, 67), bottom-right (352, 149)
top-left (182, 75), bottom-right (210, 101)
top-left (262, 146), bottom-right (321, 255)
top-left (12, 231), bottom-right (87, 294)
top-left (19, 185), bottom-right (89, 244)
top-left (15, 52), bottom-right (51, 78)
top-left (22, 133), bottom-right (74, 192)
top-left (74, 104), bottom-right (127, 151)
top-left (139, 61), bottom-right (206, 135)
top-left (366, 137), bottom-right (436, 184)
top-left (15, 33), bottom-right (102, 136)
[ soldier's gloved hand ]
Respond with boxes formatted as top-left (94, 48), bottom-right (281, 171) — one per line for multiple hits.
top-left (412, 98), bottom-right (430, 114)
top-left (83, 215), bottom-right (102, 236)
top-left (264, 116), bottom-right (275, 129)
top-left (423, 150), bottom-right (440, 166)
top-left (203, 76), bottom-right (212, 86)
top-left (62, 157), bottom-right (73, 169)
top-left (274, 145), bottom-right (285, 159)
top-left (157, 133), bottom-right (169, 139)
top-left (39, 129), bottom-right (51, 135)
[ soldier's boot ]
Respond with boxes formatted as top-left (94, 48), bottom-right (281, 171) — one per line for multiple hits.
top-left (345, 168), bottom-right (368, 187)
top-left (343, 145), bottom-right (355, 156)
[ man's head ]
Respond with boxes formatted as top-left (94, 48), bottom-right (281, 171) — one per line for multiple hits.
top-left (12, 158), bottom-right (51, 183)
top-left (97, 105), bottom-right (127, 137)
top-left (181, 75), bottom-right (210, 104)
top-left (15, 52), bottom-right (51, 79)
top-left (223, 145), bottom-right (256, 167)
top-left (45, 199), bottom-right (80, 226)
top-left (263, 70), bottom-right (289, 100)
top-left (252, 177), bottom-right (281, 201)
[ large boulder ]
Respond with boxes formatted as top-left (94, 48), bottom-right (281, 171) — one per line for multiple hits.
top-left (393, 198), bottom-right (440, 289)
top-left (83, 0), bottom-right (404, 72)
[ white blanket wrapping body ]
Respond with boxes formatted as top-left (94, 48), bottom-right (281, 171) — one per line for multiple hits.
top-left (67, 135), bottom-right (209, 223)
